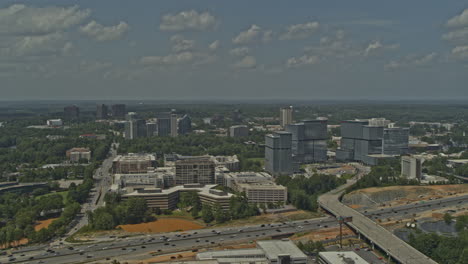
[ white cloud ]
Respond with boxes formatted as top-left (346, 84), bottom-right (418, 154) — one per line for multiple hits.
top-left (139, 51), bottom-right (215, 67)
top-left (140, 52), bottom-right (194, 66)
top-left (170, 35), bottom-right (195, 52)
top-left (364, 41), bottom-right (399, 56)
top-left (80, 21), bottom-right (129, 41)
top-left (447, 9), bottom-right (468, 28)
top-left (279, 22), bottom-right (319, 40)
top-left (286, 55), bottom-right (319, 68)
top-left (452, 46), bottom-right (468, 59)
top-left (384, 52), bottom-right (437, 70)
top-left (160, 10), bottom-right (218, 32)
top-left (208, 40), bottom-right (220, 51)
top-left (0, 33), bottom-right (69, 57)
top-left (0, 4), bottom-right (90, 35)
top-left (229, 47), bottom-right (250, 57)
top-left (232, 25), bottom-right (272, 45)
top-left (442, 27), bottom-right (468, 43)
top-left (78, 60), bottom-right (112, 73)
top-left (233, 56), bottom-right (257, 69)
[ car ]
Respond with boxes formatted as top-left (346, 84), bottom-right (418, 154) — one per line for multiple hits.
top-left (211, 241), bottom-right (215, 244)
top-left (87, 255), bottom-right (93, 258)
top-left (106, 258), bottom-right (111, 260)
top-left (172, 244), bottom-right (176, 247)
top-left (205, 240), bottom-right (209, 242)
top-left (192, 249), bottom-right (199, 252)
top-left (29, 257), bottom-right (35, 260)
top-left (141, 246), bottom-right (146, 248)
top-left (355, 248), bottom-right (360, 251)
top-left (260, 224), bottom-right (265, 227)
top-left (164, 243), bottom-right (169, 245)
top-left (121, 248), bottom-right (127, 250)
top-left (276, 229), bottom-right (281, 232)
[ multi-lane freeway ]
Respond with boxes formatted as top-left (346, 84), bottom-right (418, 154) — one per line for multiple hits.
top-left (2, 192), bottom-right (466, 264)
top-left (318, 178), bottom-right (441, 264)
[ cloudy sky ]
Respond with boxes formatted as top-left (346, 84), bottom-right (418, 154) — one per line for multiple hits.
top-left (0, 0), bottom-right (467, 100)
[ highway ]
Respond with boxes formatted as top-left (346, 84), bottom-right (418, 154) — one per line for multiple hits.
top-left (318, 179), bottom-right (440, 264)
top-left (2, 192), bottom-right (466, 264)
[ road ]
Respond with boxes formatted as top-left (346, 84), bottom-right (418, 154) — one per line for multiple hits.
top-left (3, 192), bottom-right (467, 264)
top-left (59, 143), bottom-right (118, 241)
top-left (318, 176), bottom-right (439, 264)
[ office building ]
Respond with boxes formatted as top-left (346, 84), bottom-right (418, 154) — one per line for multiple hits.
top-left (112, 153), bottom-right (157, 174)
top-left (146, 122), bottom-right (157, 137)
top-left (237, 182), bottom-right (287, 205)
top-left (336, 119), bottom-right (407, 165)
top-left (111, 104), bottom-right (126, 118)
top-left (96, 104), bottom-right (109, 119)
top-left (66, 148), bottom-right (91, 163)
top-left (171, 113), bottom-right (178, 137)
top-left (265, 131), bottom-right (293, 176)
top-left (125, 119), bottom-right (146, 139)
top-left (122, 184), bottom-right (233, 210)
top-left (175, 158), bottom-right (216, 185)
top-left (47, 119), bottom-right (63, 127)
top-left (318, 251), bottom-right (369, 264)
top-left (197, 239), bottom-right (307, 264)
top-left (286, 119), bottom-right (328, 166)
top-left (232, 109), bottom-right (242, 123)
top-left (382, 127), bottom-right (409, 155)
top-left (229, 125), bottom-right (249, 137)
top-left (222, 172), bottom-right (273, 189)
top-left (401, 155), bottom-right (422, 180)
top-left (178, 114), bottom-right (192, 135)
top-left (280, 106), bottom-right (293, 127)
top-left (64, 105), bottom-right (79, 119)
top-left (115, 167), bottom-right (175, 189)
top-left (156, 112), bottom-right (172, 136)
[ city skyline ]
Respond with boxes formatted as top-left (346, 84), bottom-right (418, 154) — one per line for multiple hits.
top-left (1, 0), bottom-right (468, 100)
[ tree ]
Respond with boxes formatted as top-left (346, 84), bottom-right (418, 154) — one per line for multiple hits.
top-left (201, 204), bottom-right (214, 223)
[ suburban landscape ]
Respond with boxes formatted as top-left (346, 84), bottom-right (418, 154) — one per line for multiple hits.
top-left (0, 102), bottom-right (466, 264)
top-left (1, 1), bottom-right (468, 264)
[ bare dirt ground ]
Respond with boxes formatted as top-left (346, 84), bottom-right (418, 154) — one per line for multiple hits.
top-left (344, 184), bottom-right (468, 209)
top-left (1, 218), bottom-right (58, 249)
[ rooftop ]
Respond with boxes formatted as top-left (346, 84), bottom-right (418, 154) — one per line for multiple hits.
top-left (257, 240), bottom-right (307, 260)
top-left (318, 251), bottom-right (369, 264)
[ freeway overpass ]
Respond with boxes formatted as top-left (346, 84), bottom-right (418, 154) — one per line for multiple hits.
top-left (318, 180), bottom-right (439, 264)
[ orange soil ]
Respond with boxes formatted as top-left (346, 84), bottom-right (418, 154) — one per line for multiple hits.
top-left (35, 218), bottom-right (58, 231)
top-left (118, 218), bottom-right (204, 233)
top-left (1, 218), bottom-right (57, 249)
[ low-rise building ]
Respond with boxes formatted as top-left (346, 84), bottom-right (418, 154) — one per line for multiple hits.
top-left (318, 251), bottom-right (369, 264)
top-left (229, 125), bottom-right (249, 137)
top-left (47, 119), bottom-right (63, 127)
top-left (197, 239), bottom-right (307, 264)
top-left (115, 167), bottom-right (175, 188)
top-left (122, 184), bottom-right (232, 210)
top-left (66, 147), bottom-right (91, 163)
top-left (112, 153), bottom-right (157, 174)
top-left (237, 182), bottom-right (287, 205)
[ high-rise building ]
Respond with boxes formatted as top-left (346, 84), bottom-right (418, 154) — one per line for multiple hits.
top-left (146, 122), bottom-right (157, 137)
top-left (111, 104), bottom-right (126, 118)
top-left (156, 113), bottom-right (171, 136)
top-left (175, 158), bottom-right (215, 185)
top-left (124, 113), bottom-right (146, 139)
top-left (96, 104), bottom-right (109, 119)
top-left (286, 119), bottom-right (328, 166)
top-left (382, 127), bottom-right (409, 155)
top-left (265, 131), bottom-right (293, 176)
top-left (336, 119), bottom-right (409, 165)
top-left (280, 106), bottom-right (293, 127)
top-left (64, 105), bottom-right (80, 119)
top-left (401, 156), bottom-right (422, 180)
top-left (177, 115), bottom-right (192, 135)
top-left (229, 125), bottom-right (249, 137)
top-left (232, 109), bottom-right (242, 123)
top-left (170, 113), bottom-right (178, 137)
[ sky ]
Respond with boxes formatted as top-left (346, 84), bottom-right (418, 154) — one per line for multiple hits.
top-left (0, 0), bottom-right (467, 100)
